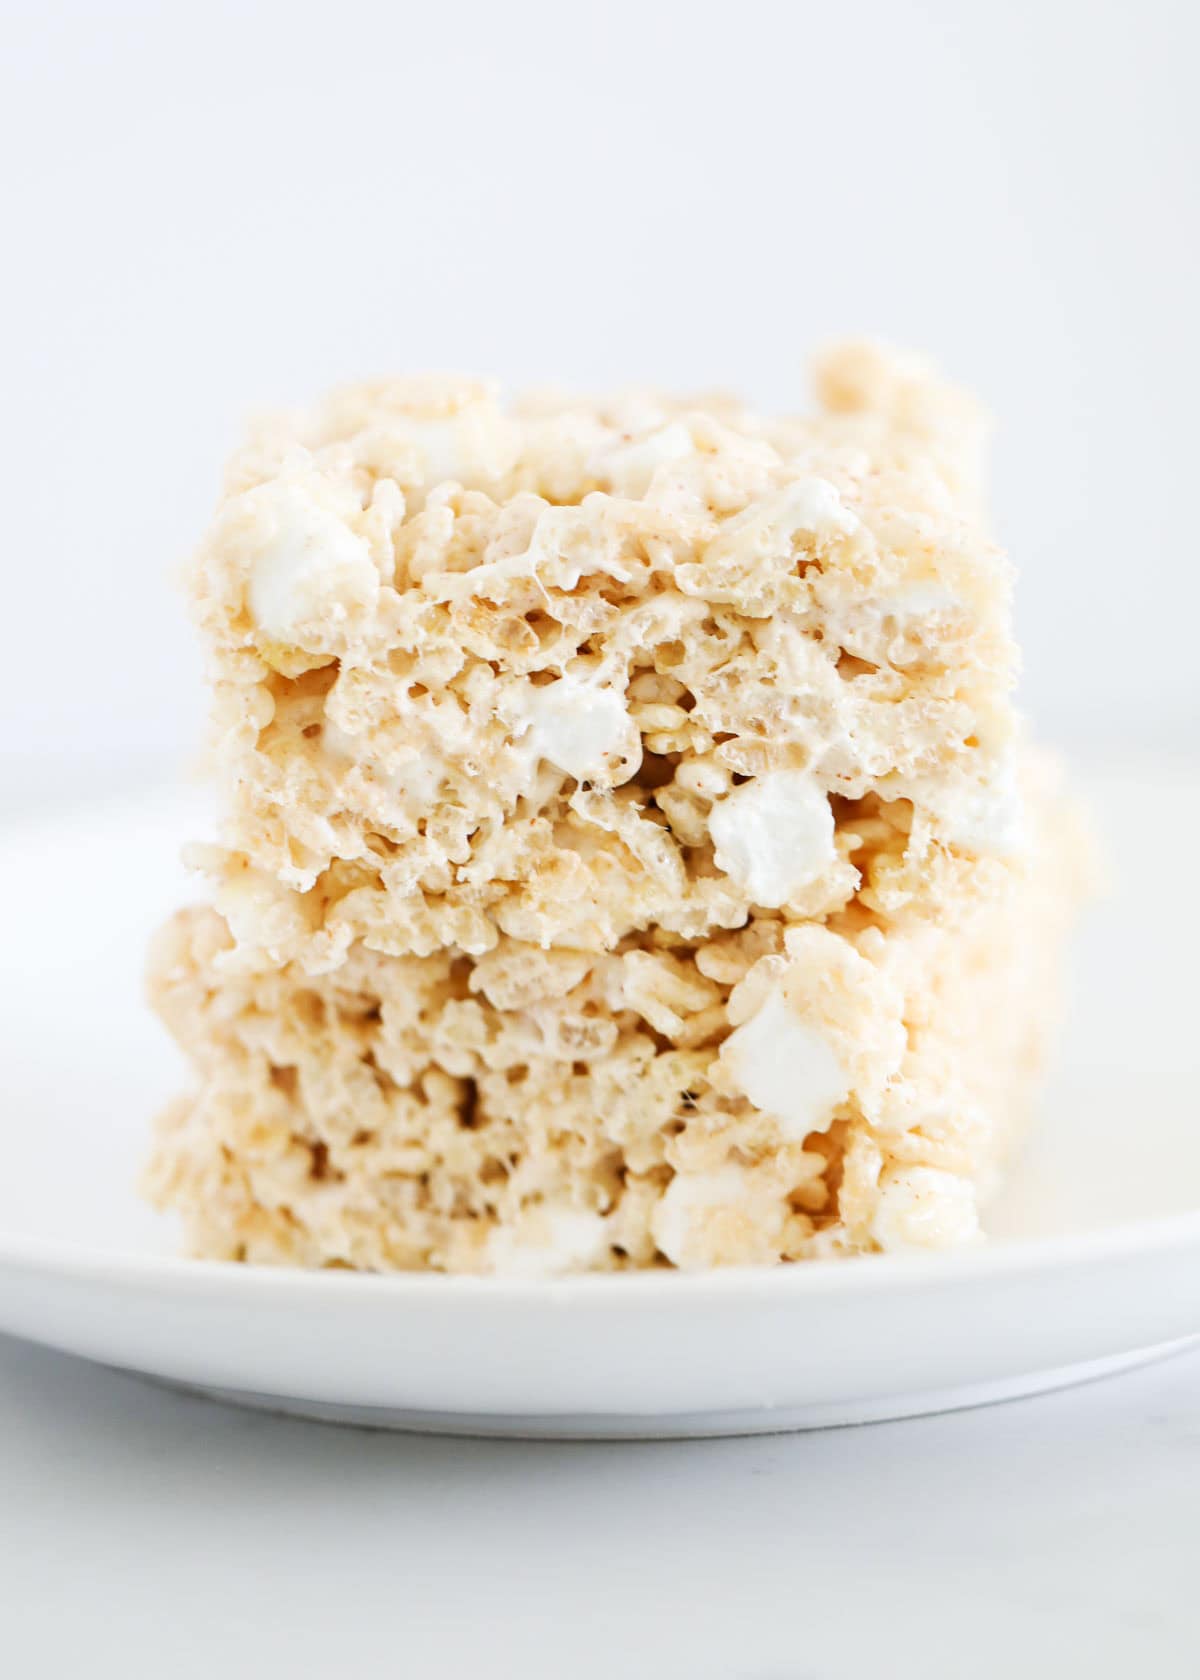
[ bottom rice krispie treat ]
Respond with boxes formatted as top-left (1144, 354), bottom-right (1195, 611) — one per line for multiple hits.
top-left (145, 756), bottom-right (1084, 1272)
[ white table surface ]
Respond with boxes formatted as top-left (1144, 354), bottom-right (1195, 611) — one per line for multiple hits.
top-left (2, 1331), bottom-right (1196, 1677)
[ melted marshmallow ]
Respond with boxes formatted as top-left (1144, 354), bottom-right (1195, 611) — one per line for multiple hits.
top-left (883, 582), bottom-right (964, 620)
top-left (709, 770), bottom-right (836, 907)
top-left (323, 722), bottom-right (445, 812)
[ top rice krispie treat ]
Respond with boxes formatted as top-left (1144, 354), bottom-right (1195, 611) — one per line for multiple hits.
top-left (187, 344), bottom-right (1020, 975)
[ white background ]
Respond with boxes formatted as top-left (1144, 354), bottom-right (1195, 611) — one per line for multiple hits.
top-left (2, 0), bottom-right (1197, 806)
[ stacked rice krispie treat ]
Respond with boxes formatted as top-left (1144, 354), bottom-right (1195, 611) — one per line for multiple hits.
top-left (145, 343), bottom-right (1086, 1272)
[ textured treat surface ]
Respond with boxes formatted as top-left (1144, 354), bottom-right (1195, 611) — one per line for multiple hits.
top-left (146, 344), bottom-right (1087, 1272)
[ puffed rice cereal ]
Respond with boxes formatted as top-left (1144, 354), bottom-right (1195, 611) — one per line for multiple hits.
top-left (144, 343), bottom-right (1089, 1272)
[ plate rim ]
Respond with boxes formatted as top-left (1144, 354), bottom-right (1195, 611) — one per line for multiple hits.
top-left (4, 1205), bottom-right (1200, 1305)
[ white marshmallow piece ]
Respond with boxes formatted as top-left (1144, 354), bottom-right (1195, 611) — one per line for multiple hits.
top-left (720, 986), bottom-right (849, 1139)
top-left (939, 761), bottom-right (1029, 857)
top-left (770, 476), bottom-right (860, 540)
top-left (709, 770), bottom-right (836, 907)
top-left (651, 1166), bottom-right (783, 1269)
top-left (486, 1205), bottom-right (611, 1277)
top-left (521, 675), bottom-right (638, 783)
top-left (246, 483), bottom-right (378, 646)
top-left (590, 421), bottom-right (696, 497)
top-left (383, 408), bottom-right (520, 504)
top-left (870, 1165), bottom-right (980, 1251)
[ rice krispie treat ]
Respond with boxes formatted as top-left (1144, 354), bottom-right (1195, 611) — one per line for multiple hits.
top-left (146, 344), bottom-right (1088, 1271)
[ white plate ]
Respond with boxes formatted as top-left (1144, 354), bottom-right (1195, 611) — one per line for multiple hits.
top-left (1, 769), bottom-right (1198, 1437)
